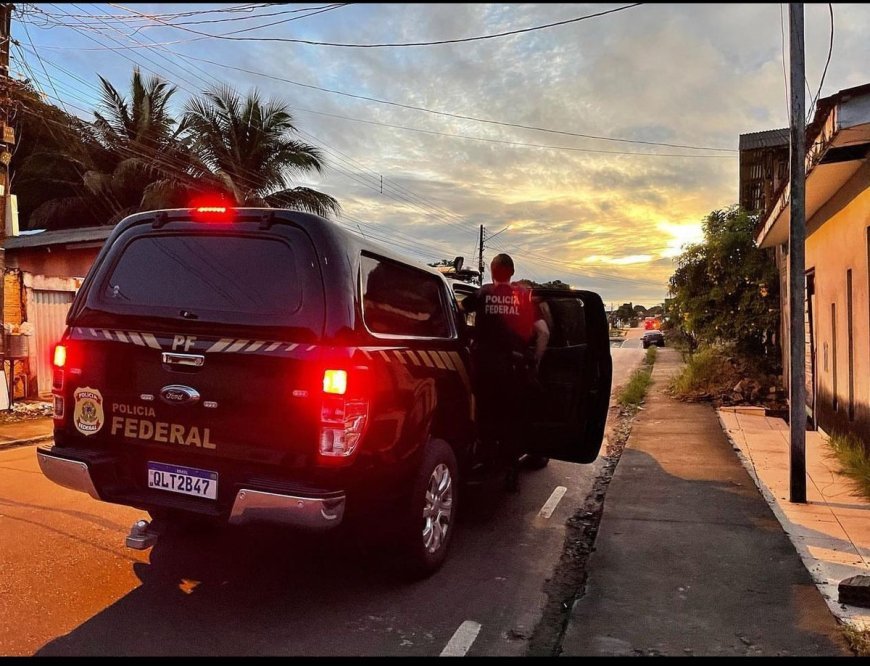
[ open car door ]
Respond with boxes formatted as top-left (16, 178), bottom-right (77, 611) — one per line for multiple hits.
top-left (527, 289), bottom-right (612, 464)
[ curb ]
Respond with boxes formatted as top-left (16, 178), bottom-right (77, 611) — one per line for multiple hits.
top-left (715, 410), bottom-right (869, 632)
top-left (0, 434), bottom-right (53, 452)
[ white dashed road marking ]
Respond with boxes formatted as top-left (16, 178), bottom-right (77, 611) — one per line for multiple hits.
top-left (440, 620), bottom-right (482, 657)
top-left (538, 486), bottom-right (568, 519)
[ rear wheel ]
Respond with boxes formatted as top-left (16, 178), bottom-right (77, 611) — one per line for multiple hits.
top-left (395, 439), bottom-right (458, 579)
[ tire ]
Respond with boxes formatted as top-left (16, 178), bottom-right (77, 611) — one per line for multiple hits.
top-left (394, 439), bottom-right (459, 580)
top-left (642, 342), bottom-right (649, 349)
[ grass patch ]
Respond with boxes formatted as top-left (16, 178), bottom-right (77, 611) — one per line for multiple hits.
top-left (826, 432), bottom-right (870, 501)
top-left (618, 346), bottom-right (656, 410)
top-left (668, 346), bottom-right (734, 398)
top-left (842, 624), bottom-right (870, 656)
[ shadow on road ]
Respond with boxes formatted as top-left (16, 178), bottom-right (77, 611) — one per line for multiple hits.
top-left (35, 476), bottom-right (530, 657)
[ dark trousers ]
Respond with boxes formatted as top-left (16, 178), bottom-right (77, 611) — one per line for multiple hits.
top-left (472, 352), bottom-right (529, 466)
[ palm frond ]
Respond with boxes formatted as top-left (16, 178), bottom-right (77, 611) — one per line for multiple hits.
top-left (264, 187), bottom-right (341, 218)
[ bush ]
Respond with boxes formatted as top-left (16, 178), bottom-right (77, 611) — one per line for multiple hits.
top-left (669, 347), bottom-right (735, 398)
top-left (826, 432), bottom-right (870, 501)
top-left (618, 348), bottom-right (656, 409)
top-left (668, 345), bottom-right (786, 407)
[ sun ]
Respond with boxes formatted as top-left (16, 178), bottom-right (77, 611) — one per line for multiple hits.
top-left (657, 221), bottom-right (704, 258)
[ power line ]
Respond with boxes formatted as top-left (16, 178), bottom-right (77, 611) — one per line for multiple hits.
top-left (288, 106), bottom-right (734, 159)
top-left (156, 53), bottom-right (737, 153)
top-left (40, 5), bottom-right (483, 238)
top-left (16, 5), bottom-right (680, 291)
top-left (26, 4), bottom-right (340, 29)
top-left (779, 3), bottom-right (790, 124)
top-left (13, 22), bottom-right (476, 260)
top-left (23, 3), bottom-right (277, 23)
top-left (19, 13), bottom-right (67, 112)
top-left (24, 9), bottom-right (736, 153)
top-left (108, 2), bottom-right (643, 49)
top-left (808, 3), bottom-right (834, 123)
top-left (63, 4), bottom-right (476, 237)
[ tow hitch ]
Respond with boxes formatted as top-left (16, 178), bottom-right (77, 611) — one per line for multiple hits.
top-left (125, 519), bottom-right (160, 550)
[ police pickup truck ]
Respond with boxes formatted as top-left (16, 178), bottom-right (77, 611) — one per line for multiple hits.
top-left (38, 206), bottom-right (612, 578)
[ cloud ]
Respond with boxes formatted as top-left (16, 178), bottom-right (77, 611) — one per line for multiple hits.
top-left (23, 2), bottom-right (870, 305)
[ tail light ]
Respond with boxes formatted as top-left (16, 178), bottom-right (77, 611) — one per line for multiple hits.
top-left (190, 199), bottom-right (235, 222)
top-left (318, 367), bottom-right (369, 462)
top-left (52, 343), bottom-right (67, 419)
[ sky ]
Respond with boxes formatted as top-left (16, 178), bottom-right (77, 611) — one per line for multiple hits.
top-left (10, 3), bottom-right (870, 305)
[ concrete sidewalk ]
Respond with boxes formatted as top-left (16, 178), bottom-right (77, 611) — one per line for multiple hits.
top-left (0, 417), bottom-right (53, 450)
top-left (561, 348), bottom-right (850, 656)
top-left (720, 407), bottom-right (870, 631)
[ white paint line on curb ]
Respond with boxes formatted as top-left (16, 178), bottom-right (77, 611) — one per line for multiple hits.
top-left (538, 486), bottom-right (568, 519)
top-left (440, 620), bottom-right (482, 657)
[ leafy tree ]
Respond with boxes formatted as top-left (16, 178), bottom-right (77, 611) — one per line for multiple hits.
top-left (668, 205), bottom-right (780, 365)
top-left (539, 279), bottom-right (571, 290)
top-left (10, 82), bottom-right (109, 229)
top-left (12, 72), bottom-right (341, 230)
top-left (614, 302), bottom-right (637, 327)
top-left (184, 86), bottom-right (339, 216)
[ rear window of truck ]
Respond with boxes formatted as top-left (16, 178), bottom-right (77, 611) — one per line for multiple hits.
top-left (93, 232), bottom-right (323, 328)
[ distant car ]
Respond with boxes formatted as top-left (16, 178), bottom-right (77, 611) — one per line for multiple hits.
top-left (642, 330), bottom-right (665, 349)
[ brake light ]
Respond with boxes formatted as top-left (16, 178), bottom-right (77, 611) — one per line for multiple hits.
top-left (52, 343), bottom-right (67, 419)
top-left (53, 344), bottom-right (66, 368)
top-left (318, 368), bottom-right (369, 461)
top-left (323, 369), bottom-right (347, 395)
top-left (190, 199), bottom-right (235, 222)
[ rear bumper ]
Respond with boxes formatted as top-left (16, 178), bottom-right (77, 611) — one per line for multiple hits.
top-left (229, 489), bottom-right (345, 529)
top-left (36, 446), bottom-right (346, 531)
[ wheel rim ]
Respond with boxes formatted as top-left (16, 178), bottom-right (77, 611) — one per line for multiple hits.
top-left (422, 463), bottom-right (453, 554)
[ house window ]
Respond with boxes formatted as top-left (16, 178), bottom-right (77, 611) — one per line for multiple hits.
top-left (847, 269), bottom-right (854, 422)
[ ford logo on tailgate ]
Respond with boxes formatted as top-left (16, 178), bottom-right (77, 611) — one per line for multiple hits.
top-left (159, 385), bottom-right (201, 406)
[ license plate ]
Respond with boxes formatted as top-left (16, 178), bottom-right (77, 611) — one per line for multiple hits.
top-left (147, 462), bottom-right (218, 500)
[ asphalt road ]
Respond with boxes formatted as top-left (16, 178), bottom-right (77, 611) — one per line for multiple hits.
top-left (0, 338), bottom-right (645, 657)
top-left (617, 326), bottom-right (646, 350)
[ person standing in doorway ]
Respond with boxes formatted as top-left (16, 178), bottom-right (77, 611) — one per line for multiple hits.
top-left (459, 254), bottom-right (549, 491)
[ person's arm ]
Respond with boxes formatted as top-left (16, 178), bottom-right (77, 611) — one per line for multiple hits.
top-left (532, 319), bottom-right (549, 367)
top-left (457, 290), bottom-right (479, 313)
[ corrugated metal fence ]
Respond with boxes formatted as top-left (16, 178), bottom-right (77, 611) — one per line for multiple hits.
top-left (31, 290), bottom-right (74, 396)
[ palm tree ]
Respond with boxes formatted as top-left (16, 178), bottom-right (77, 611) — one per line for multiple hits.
top-left (86, 68), bottom-right (194, 220)
top-left (183, 85), bottom-right (339, 217)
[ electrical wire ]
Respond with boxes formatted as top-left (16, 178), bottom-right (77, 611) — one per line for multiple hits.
top-left (807, 3), bottom-right (834, 124)
top-left (151, 52), bottom-right (737, 153)
top-left (16, 5), bottom-right (676, 292)
top-left (26, 6), bottom-right (735, 153)
top-left (107, 2), bottom-right (642, 49)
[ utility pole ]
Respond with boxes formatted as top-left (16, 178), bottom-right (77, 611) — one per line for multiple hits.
top-left (788, 2), bottom-right (807, 503)
top-left (478, 224), bottom-right (485, 285)
top-left (0, 4), bottom-right (13, 352)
